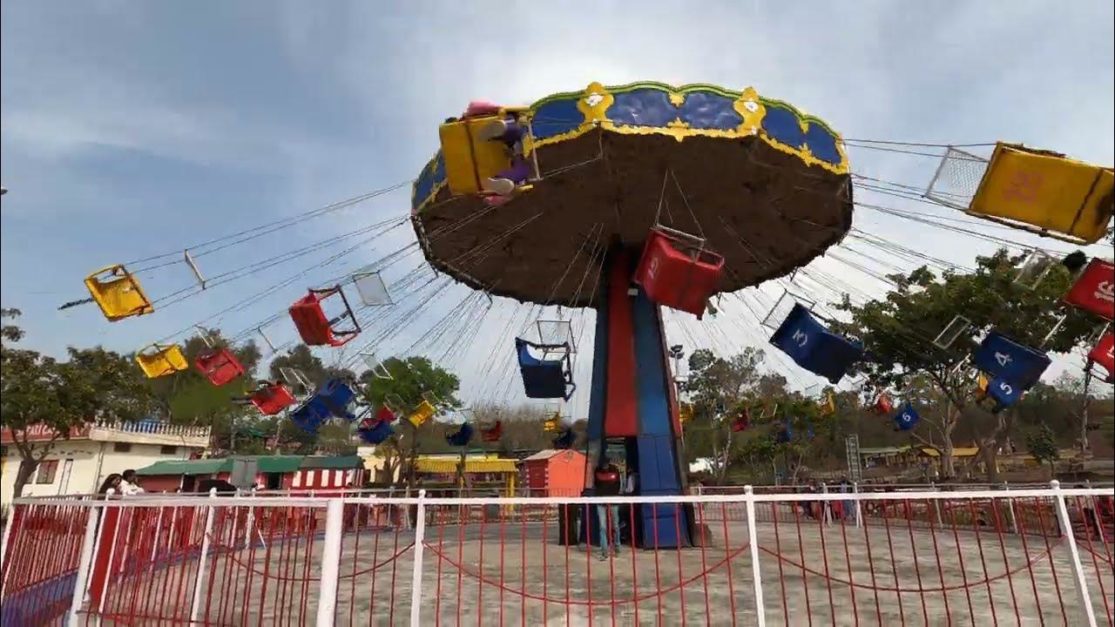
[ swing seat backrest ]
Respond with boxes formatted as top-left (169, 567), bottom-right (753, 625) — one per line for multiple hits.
top-left (1089, 332), bottom-right (1114, 381)
top-left (136, 344), bottom-right (188, 379)
top-left (635, 228), bottom-right (725, 318)
top-left (375, 405), bottom-right (397, 423)
top-left (291, 397), bottom-right (331, 433)
top-left (85, 265), bottom-right (155, 321)
top-left (770, 304), bottom-right (864, 384)
top-left (481, 421), bottom-right (503, 442)
top-left (553, 428), bottom-right (575, 449)
top-left (1064, 258), bottom-right (1115, 320)
top-left (446, 423), bottom-right (474, 447)
top-left (289, 288), bottom-right (360, 347)
top-left (972, 331), bottom-right (1051, 389)
top-left (357, 420), bottom-right (394, 445)
top-left (516, 338), bottom-right (576, 400)
top-left (440, 114), bottom-right (516, 196)
top-left (872, 394), bottom-right (894, 415)
top-left (408, 400), bottom-right (437, 427)
top-left (316, 379), bottom-right (357, 420)
top-left (968, 143), bottom-right (1113, 244)
top-left (985, 376), bottom-right (1022, 409)
top-left (251, 383), bottom-right (296, 416)
top-left (195, 348), bottom-right (245, 386)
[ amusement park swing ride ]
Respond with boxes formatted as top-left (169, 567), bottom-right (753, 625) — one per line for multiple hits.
top-left (61, 81), bottom-right (1114, 550)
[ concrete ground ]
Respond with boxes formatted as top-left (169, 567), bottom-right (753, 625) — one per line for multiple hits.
top-left (99, 520), bottom-right (1114, 626)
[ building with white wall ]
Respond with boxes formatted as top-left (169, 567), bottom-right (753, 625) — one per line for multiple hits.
top-left (1, 421), bottom-right (210, 510)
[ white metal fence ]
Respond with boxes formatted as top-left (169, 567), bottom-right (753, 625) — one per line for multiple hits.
top-left (1, 481), bottom-right (1111, 626)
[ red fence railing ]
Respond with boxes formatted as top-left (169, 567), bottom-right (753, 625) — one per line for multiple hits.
top-left (1, 484), bottom-right (1111, 626)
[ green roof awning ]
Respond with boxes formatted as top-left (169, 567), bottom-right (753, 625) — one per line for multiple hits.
top-left (135, 459), bottom-right (231, 476)
top-left (253, 455), bottom-right (305, 473)
top-left (301, 455), bottom-right (364, 470)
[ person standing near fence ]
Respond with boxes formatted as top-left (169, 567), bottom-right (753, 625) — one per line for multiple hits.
top-left (120, 469), bottom-right (145, 495)
top-left (593, 457), bottom-right (622, 560)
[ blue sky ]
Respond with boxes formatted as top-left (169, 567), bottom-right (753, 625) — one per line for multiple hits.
top-left (2, 1), bottom-right (1113, 410)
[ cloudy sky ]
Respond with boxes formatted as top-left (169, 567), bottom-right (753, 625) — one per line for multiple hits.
top-left (2, 1), bottom-right (1112, 409)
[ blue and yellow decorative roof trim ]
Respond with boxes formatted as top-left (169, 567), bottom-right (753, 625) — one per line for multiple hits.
top-left (413, 81), bottom-right (848, 212)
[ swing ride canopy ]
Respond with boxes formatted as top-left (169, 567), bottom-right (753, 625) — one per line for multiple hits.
top-left (412, 81), bottom-right (853, 307)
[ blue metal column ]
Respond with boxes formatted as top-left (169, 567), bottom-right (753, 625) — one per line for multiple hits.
top-left (630, 288), bottom-right (689, 548)
top-left (581, 248), bottom-right (690, 549)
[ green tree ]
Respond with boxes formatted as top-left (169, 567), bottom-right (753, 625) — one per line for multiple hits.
top-left (147, 329), bottom-right (263, 454)
top-left (833, 249), bottom-right (1097, 478)
top-left (1, 309), bottom-right (153, 498)
top-left (356, 355), bottom-right (461, 486)
top-left (681, 348), bottom-right (765, 483)
top-left (1025, 422), bottom-right (1060, 476)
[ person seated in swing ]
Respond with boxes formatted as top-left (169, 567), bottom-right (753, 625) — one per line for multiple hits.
top-left (452, 102), bottom-right (533, 199)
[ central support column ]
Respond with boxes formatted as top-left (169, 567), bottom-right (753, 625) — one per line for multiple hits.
top-left (584, 247), bottom-right (691, 549)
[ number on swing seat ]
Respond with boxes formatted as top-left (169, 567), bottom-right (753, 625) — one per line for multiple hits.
top-left (84, 265), bottom-right (154, 321)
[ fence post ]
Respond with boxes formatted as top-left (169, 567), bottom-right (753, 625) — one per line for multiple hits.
top-left (1084, 480), bottom-right (1106, 546)
top-left (0, 501), bottom-right (16, 590)
top-left (744, 485), bottom-right (766, 627)
top-left (820, 482), bottom-right (831, 526)
top-left (931, 482), bottom-right (943, 527)
top-left (316, 499), bottom-right (345, 626)
top-left (852, 482), bottom-right (862, 529)
top-left (246, 487), bottom-right (256, 550)
top-left (92, 490), bottom-right (121, 613)
top-left (69, 500), bottom-right (101, 623)
top-left (409, 490), bottom-right (428, 627)
top-left (1051, 480), bottom-right (1098, 627)
top-left (189, 488), bottom-right (218, 625)
top-left (1002, 481), bottom-right (1017, 534)
top-left (150, 506), bottom-right (165, 561)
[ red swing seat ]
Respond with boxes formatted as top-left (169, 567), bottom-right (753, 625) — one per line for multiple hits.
top-left (251, 382), bottom-right (296, 416)
top-left (635, 227), bottom-right (725, 318)
top-left (194, 348), bottom-right (245, 386)
top-left (289, 286), bottom-right (361, 347)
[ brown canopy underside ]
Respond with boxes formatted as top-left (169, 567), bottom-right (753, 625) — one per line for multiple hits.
top-left (413, 130), bottom-right (853, 307)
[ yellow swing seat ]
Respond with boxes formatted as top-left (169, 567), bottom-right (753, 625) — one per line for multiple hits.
top-left (407, 399), bottom-right (437, 427)
top-left (439, 107), bottom-right (537, 196)
top-left (135, 343), bottom-right (188, 379)
top-left (84, 265), bottom-right (154, 321)
top-left (968, 143), bottom-right (1114, 244)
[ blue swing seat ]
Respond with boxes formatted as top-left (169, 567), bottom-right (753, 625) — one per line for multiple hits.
top-left (770, 304), bottom-right (864, 384)
top-left (893, 403), bottom-right (921, 431)
top-left (290, 379), bottom-right (358, 434)
top-left (553, 428), bottom-right (575, 449)
top-left (515, 338), bottom-right (576, 400)
top-left (972, 331), bottom-right (1051, 390)
top-left (357, 419), bottom-right (394, 444)
top-left (446, 422), bottom-right (474, 447)
top-left (317, 379), bottom-right (357, 421)
top-left (291, 399), bottom-right (329, 433)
